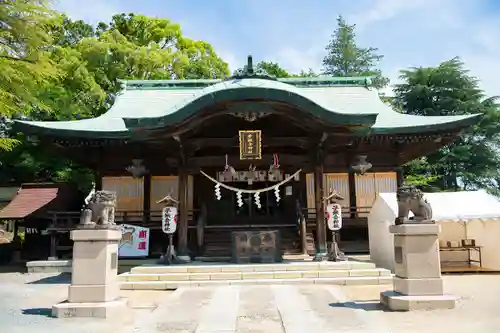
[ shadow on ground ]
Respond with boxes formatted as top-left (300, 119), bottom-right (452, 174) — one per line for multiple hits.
top-left (329, 300), bottom-right (391, 312)
top-left (22, 308), bottom-right (53, 318)
top-left (0, 264), bottom-right (27, 273)
top-left (27, 273), bottom-right (71, 284)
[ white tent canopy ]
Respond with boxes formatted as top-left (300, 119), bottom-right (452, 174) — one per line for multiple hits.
top-left (368, 190), bottom-right (500, 272)
top-left (379, 190), bottom-right (500, 221)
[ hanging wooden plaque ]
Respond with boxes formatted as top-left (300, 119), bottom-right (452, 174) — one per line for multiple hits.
top-left (239, 130), bottom-right (262, 160)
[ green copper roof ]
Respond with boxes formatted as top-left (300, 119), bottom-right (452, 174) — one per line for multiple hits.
top-left (13, 76), bottom-right (481, 138)
top-left (121, 78), bottom-right (379, 130)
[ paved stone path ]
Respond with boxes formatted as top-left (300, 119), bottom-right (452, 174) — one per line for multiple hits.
top-left (131, 285), bottom-right (391, 333)
top-left (3, 272), bottom-right (500, 333)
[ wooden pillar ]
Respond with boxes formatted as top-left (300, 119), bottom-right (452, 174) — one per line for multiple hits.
top-left (396, 167), bottom-right (404, 188)
top-left (94, 167), bottom-right (103, 191)
top-left (143, 174), bottom-right (151, 224)
top-left (348, 171), bottom-right (357, 218)
top-left (49, 233), bottom-right (57, 259)
top-left (300, 215), bottom-right (308, 255)
top-left (177, 167), bottom-right (189, 258)
top-left (313, 161), bottom-right (327, 260)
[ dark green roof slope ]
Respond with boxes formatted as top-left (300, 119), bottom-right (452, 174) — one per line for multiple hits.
top-left (13, 77), bottom-right (481, 138)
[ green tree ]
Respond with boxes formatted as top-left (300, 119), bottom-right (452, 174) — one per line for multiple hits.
top-left (322, 16), bottom-right (389, 89)
top-left (394, 57), bottom-right (500, 192)
top-left (0, 0), bottom-right (61, 150)
top-left (1, 11), bottom-right (231, 188)
top-left (256, 61), bottom-right (291, 78)
top-left (254, 61), bottom-right (318, 78)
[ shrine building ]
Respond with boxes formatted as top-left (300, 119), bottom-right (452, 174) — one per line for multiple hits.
top-left (4, 56), bottom-right (481, 260)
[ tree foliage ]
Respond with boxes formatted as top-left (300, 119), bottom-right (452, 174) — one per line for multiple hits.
top-left (322, 16), bottom-right (389, 89)
top-left (1, 3), bottom-right (499, 199)
top-left (0, 0), bottom-right (61, 150)
top-left (255, 61), bottom-right (318, 78)
top-left (394, 57), bottom-right (500, 192)
top-left (0, 8), bottom-right (230, 188)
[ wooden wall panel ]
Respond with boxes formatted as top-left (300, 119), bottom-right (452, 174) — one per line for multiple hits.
top-left (324, 173), bottom-right (350, 209)
top-left (150, 176), bottom-right (178, 212)
top-left (101, 177), bottom-right (144, 213)
top-left (355, 172), bottom-right (397, 217)
top-left (305, 173), bottom-right (315, 219)
top-left (150, 175), bottom-right (194, 220)
top-left (374, 172), bottom-right (398, 194)
top-left (306, 173), bottom-right (350, 218)
top-left (354, 173), bottom-right (376, 213)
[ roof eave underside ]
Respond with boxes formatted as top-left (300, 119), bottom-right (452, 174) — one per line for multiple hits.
top-left (13, 113), bottom-right (482, 139)
top-left (12, 120), bottom-right (130, 139)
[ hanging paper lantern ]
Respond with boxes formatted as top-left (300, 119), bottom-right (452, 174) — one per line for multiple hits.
top-left (326, 203), bottom-right (342, 231)
top-left (236, 191), bottom-right (244, 207)
top-left (254, 192), bottom-right (261, 209)
top-left (214, 183), bottom-right (222, 200)
top-left (161, 206), bottom-right (178, 234)
top-left (274, 186), bottom-right (281, 203)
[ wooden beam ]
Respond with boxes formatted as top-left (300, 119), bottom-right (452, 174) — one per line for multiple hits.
top-left (185, 136), bottom-right (311, 150)
top-left (166, 154), bottom-right (311, 169)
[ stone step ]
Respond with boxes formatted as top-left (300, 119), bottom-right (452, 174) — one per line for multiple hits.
top-left (120, 268), bottom-right (390, 283)
top-left (129, 261), bottom-right (377, 274)
top-left (120, 276), bottom-right (393, 290)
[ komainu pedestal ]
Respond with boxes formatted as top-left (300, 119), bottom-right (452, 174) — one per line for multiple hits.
top-left (380, 223), bottom-right (458, 311)
top-left (52, 228), bottom-right (127, 318)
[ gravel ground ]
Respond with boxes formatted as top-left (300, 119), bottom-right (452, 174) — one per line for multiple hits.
top-left (341, 274), bottom-right (500, 333)
top-left (1, 272), bottom-right (500, 332)
top-left (0, 272), bottom-right (170, 333)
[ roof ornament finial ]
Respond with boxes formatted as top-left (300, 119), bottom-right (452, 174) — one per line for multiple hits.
top-left (227, 54), bottom-right (277, 81)
top-left (247, 55), bottom-right (254, 75)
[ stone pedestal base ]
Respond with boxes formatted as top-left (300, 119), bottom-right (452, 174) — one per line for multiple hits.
top-left (177, 255), bottom-right (191, 262)
top-left (52, 298), bottom-right (128, 319)
top-left (381, 223), bottom-right (458, 311)
top-left (381, 291), bottom-right (458, 311)
top-left (52, 228), bottom-right (126, 319)
top-left (313, 252), bottom-right (329, 262)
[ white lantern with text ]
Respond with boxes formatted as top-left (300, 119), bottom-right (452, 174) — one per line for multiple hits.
top-left (162, 206), bottom-right (178, 234)
top-left (326, 203), bottom-right (342, 231)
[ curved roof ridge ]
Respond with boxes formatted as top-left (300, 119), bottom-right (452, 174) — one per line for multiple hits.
top-left (121, 78), bottom-right (379, 130)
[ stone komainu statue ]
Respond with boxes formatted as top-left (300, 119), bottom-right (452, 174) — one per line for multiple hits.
top-left (79, 190), bottom-right (117, 227)
top-left (395, 185), bottom-right (433, 225)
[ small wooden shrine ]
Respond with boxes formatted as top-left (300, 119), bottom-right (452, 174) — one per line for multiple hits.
top-left (8, 55), bottom-right (481, 260)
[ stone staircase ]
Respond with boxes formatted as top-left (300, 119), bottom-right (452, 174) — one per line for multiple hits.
top-left (119, 260), bottom-right (392, 290)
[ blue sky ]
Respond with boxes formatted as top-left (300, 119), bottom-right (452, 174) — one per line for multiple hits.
top-left (54, 0), bottom-right (500, 96)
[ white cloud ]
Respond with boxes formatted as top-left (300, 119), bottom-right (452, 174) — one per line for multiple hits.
top-left (270, 0), bottom-right (500, 98)
top-left (52, 0), bottom-right (500, 98)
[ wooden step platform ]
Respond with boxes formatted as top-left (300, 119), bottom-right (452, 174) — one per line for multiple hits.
top-left (441, 265), bottom-right (497, 274)
top-left (119, 260), bottom-right (392, 290)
